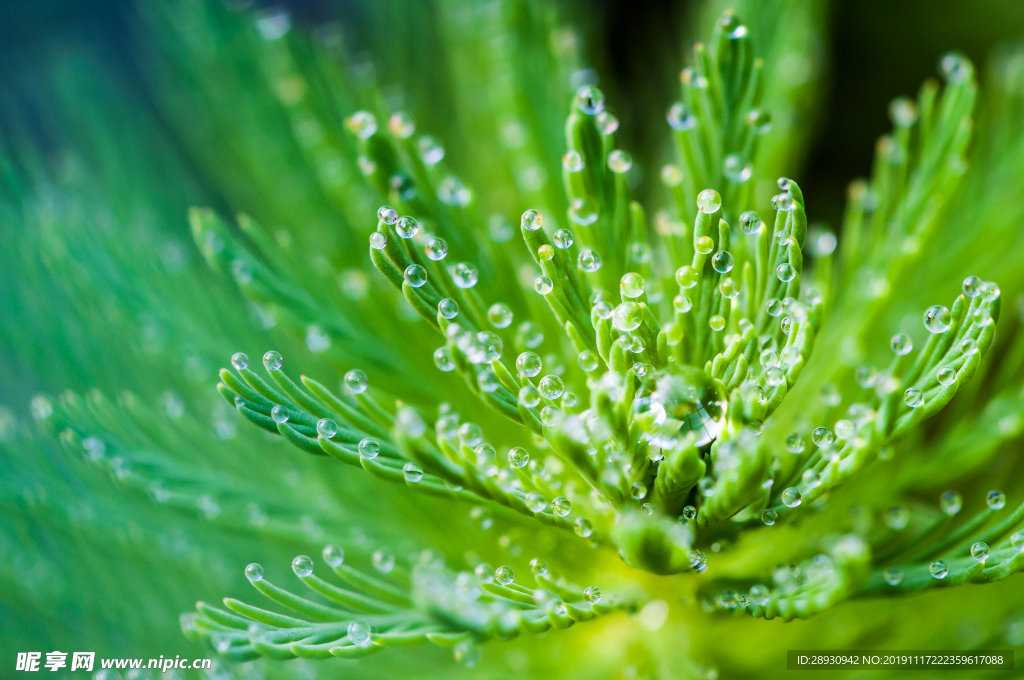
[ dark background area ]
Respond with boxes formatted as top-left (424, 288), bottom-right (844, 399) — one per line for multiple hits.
top-left (2, 0), bottom-right (1023, 226)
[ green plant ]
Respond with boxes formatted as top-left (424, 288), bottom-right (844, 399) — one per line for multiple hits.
top-left (3, 1), bottom-right (1024, 678)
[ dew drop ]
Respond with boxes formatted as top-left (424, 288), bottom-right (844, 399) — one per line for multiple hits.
top-left (883, 568), bottom-right (903, 586)
top-left (696, 189), bottom-right (722, 213)
top-left (903, 388), bottom-right (924, 409)
top-left (495, 565), bottom-right (515, 585)
top-left (811, 426), bottom-right (834, 447)
top-left (404, 264), bottom-right (427, 288)
top-left (347, 621), bottom-right (371, 645)
top-left (372, 550), bottom-right (395, 573)
top-left (270, 405), bottom-right (289, 424)
top-left (516, 352), bottom-right (542, 377)
top-left (369, 231), bottom-right (387, 249)
top-left (738, 211), bottom-right (762, 234)
top-left (425, 238), bottom-right (448, 261)
top-left (608, 150), bottom-right (633, 174)
top-left (551, 496), bottom-right (572, 517)
top-left (358, 438), bottom-right (379, 459)
top-left (970, 541), bottom-right (989, 563)
top-left (534, 276), bottom-right (553, 295)
top-left (612, 302), bottom-right (643, 332)
top-left (245, 563), bottom-right (263, 582)
top-left (749, 584), bottom-right (769, 605)
top-left (786, 433), bottom-right (805, 454)
top-left (775, 263), bottom-right (796, 283)
top-left (452, 262), bottom-right (478, 289)
top-left (936, 366), bottom-right (956, 386)
top-left (578, 248), bottom-right (603, 271)
top-left (576, 85), bottom-right (605, 115)
top-left (962, 276), bottom-right (983, 298)
top-left (403, 463), bottom-right (424, 483)
top-left (723, 154), bottom-right (752, 183)
top-left (438, 298), bottom-right (459, 320)
top-left (681, 505), bottom-right (697, 520)
top-left (709, 315), bottom-right (726, 331)
top-left (765, 367), bottom-right (785, 387)
top-left (292, 555), bottom-right (313, 577)
top-left (923, 305), bottom-right (951, 333)
top-left (344, 369), bottom-right (368, 394)
top-left (596, 111), bottom-right (619, 134)
top-left (761, 509), bottom-right (777, 526)
top-left (377, 206), bottom-right (398, 225)
top-left (620, 272), bottom-right (645, 298)
top-left (316, 418), bottom-right (338, 439)
top-left (263, 351), bottom-right (283, 371)
top-left (525, 492), bottom-right (547, 513)
top-left (675, 265), bottom-right (698, 289)
top-left (667, 102), bottom-right (697, 131)
top-left (231, 352), bottom-right (249, 370)
top-left (396, 216), bottom-right (419, 239)
top-left (987, 490), bottom-right (1006, 510)
top-left (529, 557), bottom-right (549, 576)
top-left (583, 586), bottom-right (602, 603)
top-left (781, 487), bottom-right (802, 508)
top-left (578, 350), bottom-right (599, 372)
top-left (631, 481), bottom-right (648, 501)
top-left (322, 545), bottom-right (344, 567)
top-left (771, 193), bottom-right (794, 211)
top-left (711, 251), bottom-right (734, 274)
top-left (939, 490), bottom-right (962, 515)
top-left (695, 236), bottom-right (714, 255)
top-left (508, 447), bottom-right (530, 469)
top-left (569, 197), bottom-right (600, 226)
top-left (553, 229), bottom-right (574, 249)
top-left (574, 518), bottom-right (593, 538)
top-left (562, 150), bottom-right (584, 172)
top-left (929, 560), bottom-right (948, 579)
top-left (521, 209), bottom-right (543, 231)
top-left (890, 333), bottom-right (913, 356)
top-left (539, 375), bottom-right (564, 400)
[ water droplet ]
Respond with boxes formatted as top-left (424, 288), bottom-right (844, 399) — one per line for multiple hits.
top-left (696, 189), bottom-right (722, 213)
top-left (987, 490), bottom-right (1006, 510)
top-left (425, 238), bottom-right (448, 261)
top-left (509, 447), bottom-right (530, 469)
top-left (434, 347), bottom-right (455, 372)
top-left (345, 111), bottom-right (377, 139)
top-left (395, 216), bottom-right (419, 239)
top-left (231, 352), bottom-right (249, 370)
top-left (890, 333), bottom-right (913, 356)
top-left (438, 298), bottom-right (459, 320)
top-left (723, 154), bottom-right (752, 183)
top-left (749, 584), bottom-right (769, 605)
top-left (322, 545), bottom-right (344, 567)
top-left (938, 52), bottom-right (972, 84)
top-left (903, 388), bottom-right (924, 408)
top-left (539, 375), bottom-right (564, 400)
top-left (709, 315), bottom-right (726, 331)
top-left (923, 305), bottom-right (951, 333)
top-left (972, 307), bottom-right (993, 326)
top-left (403, 463), bottom-right (424, 482)
top-left (765, 367), bottom-right (785, 387)
top-left (524, 492), bottom-right (547, 513)
top-left (888, 97), bottom-right (918, 127)
top-left (939, 490), bottom-right (962, 515)
top-left (786, 433), bottom-right (805, 454)
top-left (574, 518), bottom-right (594, 538)
top-left (316, 418), bottom-right (338, 439)
top-left (578, 248), bottom-right (603, 271)
top-left (1012, 531), bottom-right (1024, 552)
top-left (562, 150), bottom-right (584, 172)
top-left (962, 276), bottom-right (983, 297)
top-left (775, 263), bottom-right (796, 282)
top-left (358, 438), bottom-right (379, 459)
top-left (521, 209), bottom-right (543, 232)
top-left (771, 193), bottom-right (794, 211)
top-left (517, 352), bottom-right (542, 377)
top-left (344, 369), bottom-right (368, 394)
top-left (695, 236), bottom-right (714, 255)
top-left (981, 281), bottom-right (1000, 301)
top-left (578, 350), bottom-right (599, 372)
top-left (747, 109), bottom-right (772, 134)
top-left (765, 298), bottom-right (783, 317)
top-left (738, 211), bottom-right (762, 234)
top-left (667, 102), bottom-right (696, 131)
top-left (711, 251), bottom-right (734, 273)
top-left (596, 111), bottom-right (619, 134)
top-left (495, 565), bottom-right (515, 585)
top-left (452, 262), bottom-right (478, 288)
top-left (347, 621), bottom-right (371, 645)
top-left (404, 264), bottom-right (427, 288)
top-left (970, 541), bottom-right (989, 562)
top-left (291, 555), bottom-right (313, 577)
top-left (698, 476), bottom-right (716, 496)
top-left (576, 85), bottom-right (605, 115)
top-left (761, 509), bottom-right (777, 525)
top-left (377, 206), bottom-right (398, 225)
top-left (568, 197), bottom-right (600, 226)
top-left (675, 265), bottom-right (698, 289)
top-left (418, 137), bottom-right (445, 165)
top-left (936, 366), bottom-right (956, 386)
top-left (263, 351), bottom-right (283, 371)
top-left (583, 586), bottom-right (602, 603)
top-left (620, 272), bottom-right (645, 298)
top-left (883, 568), bottom-right (903, 586)
top-left (781, 488), bottom-right (802, 508)
top-left (811, 426), bottom-right (834, 448)
top-left (550, 230), bottom-right (574, 251)
top-left (929, 560), bottom-right (948, 579)
top-left (612, 302), bottom-right (643, 332)
top-left (372, 550), bottom-right (395, 573)
top-left (886, 505), bottom-right (910, 530)
top-left (551, 496), bottom-right (572, 517)
top-left (519, 385), bottom-right (541, 408)
top-left (630, 481), bottom-right (648, 501)
top-left (959, 337), bottom-right (978, 355)
top-left (369, 231), bottom-right (387, 249)
top-left (608, 150), bottom-right (632, 174)
top-left (270, 405), bottom-right (289, 424)
top-left (245, 563), bottom-right (263, 582)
